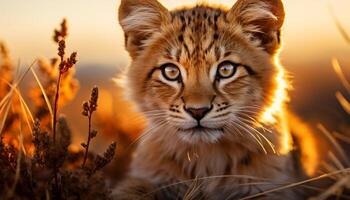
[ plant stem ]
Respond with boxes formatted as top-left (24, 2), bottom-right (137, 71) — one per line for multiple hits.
top-left (52, 72), bottom-right (62, 196)
top-left (82, 113), bottom-right (92, 167)
top-left (52, 73), bottom-right (62, 144)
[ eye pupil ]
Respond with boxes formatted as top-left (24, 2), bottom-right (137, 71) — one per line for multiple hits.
top-left (161, 64), bottom-right (181, 81)
top-left (166, 68), bottom-right (177, 76)
top-left (217, 61), bottom-right (237, 79)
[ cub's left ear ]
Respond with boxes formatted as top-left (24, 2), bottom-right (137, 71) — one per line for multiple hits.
top-left (227, 0), bottom-right (285, 54)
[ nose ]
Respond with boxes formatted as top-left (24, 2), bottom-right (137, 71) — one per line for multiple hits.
top-left (184, 106), bottom-right (212, 121)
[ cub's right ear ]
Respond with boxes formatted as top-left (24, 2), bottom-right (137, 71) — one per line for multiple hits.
top-left (118, 0), bottom-right (170, 59)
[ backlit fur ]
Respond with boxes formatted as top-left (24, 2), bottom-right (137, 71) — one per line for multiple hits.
top-left (114, 0), bottom-right (311, 199)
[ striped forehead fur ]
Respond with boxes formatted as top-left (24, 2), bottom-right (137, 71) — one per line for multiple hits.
top-left (121, 2), bottom-right (278, 54)
top-left (121, 2), bottom-right (277, 32)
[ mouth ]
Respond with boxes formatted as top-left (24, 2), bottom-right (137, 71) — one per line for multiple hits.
top-left (179, 125), bottom-right (224, 133)
top-left (177, 125), bottom-right (225, 143)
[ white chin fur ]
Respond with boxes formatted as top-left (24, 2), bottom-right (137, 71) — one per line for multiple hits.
top-left (178, 129), bottom-right (224, 144)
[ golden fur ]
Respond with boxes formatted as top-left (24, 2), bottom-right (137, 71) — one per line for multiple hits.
top-left (114, 0), bottom-right (318, 199)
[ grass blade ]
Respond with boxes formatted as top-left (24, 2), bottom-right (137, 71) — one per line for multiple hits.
top-left (329, 2), bottom-right (350, 45)
top-left (240, 168), bottom-right (350, 200)
top-left (30, 67), bottom-right (53, 118)
top-left (332, 58), bottom-right (350, 93)
top-left (336, 92), bottom-right (350, 115)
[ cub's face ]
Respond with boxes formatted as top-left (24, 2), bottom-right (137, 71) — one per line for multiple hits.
top-left (119, 0), bottom-right (285, 144)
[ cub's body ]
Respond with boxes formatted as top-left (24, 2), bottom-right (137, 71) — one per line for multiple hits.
top-left (114, 1), bottom-right (316, 199)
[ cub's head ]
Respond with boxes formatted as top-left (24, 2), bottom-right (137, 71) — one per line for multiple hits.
top-left (118, 0), bottom-right (285, 144)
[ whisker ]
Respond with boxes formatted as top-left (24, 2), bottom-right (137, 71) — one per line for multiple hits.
top-left (223, 124), bottom-right (242, 137)
top-left (239, 118), bottom-right (276, 154)
top-left (231, 119), bottom-right (267, 154)
top-left (238, 113), bottom-right (272, 133)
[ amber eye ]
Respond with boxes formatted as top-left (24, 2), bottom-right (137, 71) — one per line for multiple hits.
top-left (161, 63), bottom-right (181, 81)
top-left (217, 61), bottom-right (237, 79)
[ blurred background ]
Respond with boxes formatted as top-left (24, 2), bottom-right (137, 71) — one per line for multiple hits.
top-left (0, 0), bottom-right (349, 154)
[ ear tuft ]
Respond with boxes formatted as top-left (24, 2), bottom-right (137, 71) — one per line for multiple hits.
top-left (118, 0), bottom-right (170, 59)
top-left (228, 0), bottom-right (285, 54)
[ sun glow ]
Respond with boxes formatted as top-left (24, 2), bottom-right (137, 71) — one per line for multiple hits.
top-left (260, 55), bottom-right (292, 155)
top-left (260, 56), bottom-right (290, 124)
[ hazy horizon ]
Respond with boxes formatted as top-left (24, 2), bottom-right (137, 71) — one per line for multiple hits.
top-left (0, 0), bottom-right (349, 69)
top-left (1, 1), bottom-right (350, 134)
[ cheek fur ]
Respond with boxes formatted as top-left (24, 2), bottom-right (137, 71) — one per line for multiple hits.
top-left (221, 77), bottom-right (251, 97)
top-left (148, 79), bottom-right (179, 105)
top-left (220, 77), bottom-right (265, 110)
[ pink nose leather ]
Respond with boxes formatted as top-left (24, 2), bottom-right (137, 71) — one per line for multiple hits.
top-left (185, 107), bottom-right (211, 121)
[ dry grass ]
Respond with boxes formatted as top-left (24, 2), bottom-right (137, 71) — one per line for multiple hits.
top-left (309, 6), bottom-right (350, 199)
top-left (0, 19), bottom-right (116, 200)
top-left (0, 4), bottom-right (349, 199)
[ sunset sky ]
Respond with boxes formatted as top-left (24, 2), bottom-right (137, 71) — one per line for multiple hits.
top-left (0, 0), bottom-right (349, 153)
top-left (0, 0), bottom-right (349, 69)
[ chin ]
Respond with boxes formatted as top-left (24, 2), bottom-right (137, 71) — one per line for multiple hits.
top-left (177, 127), bottom-right (224, 144)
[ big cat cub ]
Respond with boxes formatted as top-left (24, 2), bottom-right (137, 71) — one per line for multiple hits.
top-left (114, 0), bottom-right (319, 199)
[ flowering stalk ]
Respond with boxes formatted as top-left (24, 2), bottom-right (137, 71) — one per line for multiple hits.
top-left (82, 86), bottom-right (99, 167)
top-left (51, 39), bottom-right (76, 196)
top-left (52, 40), bottom-right (77, 143)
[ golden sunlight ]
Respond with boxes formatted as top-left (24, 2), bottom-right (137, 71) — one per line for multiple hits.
top-left (0, 0), bottom-right (349, 199)
top-left (260, 56), bottom-right (290, 125)
top-left (258, 55), bottom-right (292, 155)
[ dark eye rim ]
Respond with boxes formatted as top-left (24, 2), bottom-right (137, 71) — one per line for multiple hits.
top-left (160, 63), bottom-right (182, 82)
top-left (216, 61), bottom-right (239, 79)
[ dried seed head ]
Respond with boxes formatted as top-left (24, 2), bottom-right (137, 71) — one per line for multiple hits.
top-left (57, 117), bottom-right (71, 149)
top-left (51, 58), bottom-right (58, 67)
top-left (60, 18), bottom-right (68, 39)
top-left (0, 42), bottom-right (9, 59)
top-left (58, 40), bottom-right (65, 59)
top-left (90, 130), bottom-right (97, 139)
top-left (103, 142), bottom-right (116, 161)
top-left (53, 30), bottom-right (60, 43)
top-left (89, 86), bottom-right (98, 112)
top-left (91, 142), bottom-right (116, 174)
top-left (65, 52), bottom-right (77, 69)
top-left (53, 18), bottom-right (68, 43)
top-left (82, 101), bottom-right (89, 116)
top-left (32, 119), bottom-right (41, 139)
top-left (69, 52), bottom-right (77, 64)
top-left (81, 143), bottom-right (87, 149)
top-left (54, 21), bottom-right (77, 75)
top-left (59, 60), bottom-right (66, 72)
top-left (32, 119), bottom-right (50, 166)
top-left (58, 51), bottom-right (77, 74)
